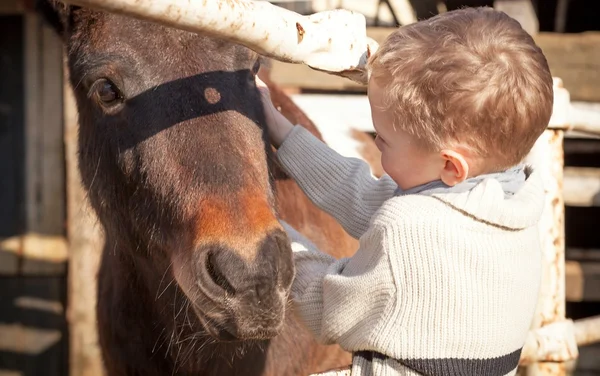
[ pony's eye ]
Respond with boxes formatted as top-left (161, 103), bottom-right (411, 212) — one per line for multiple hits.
top-left (90, 78), bottom-right (124, 108)
top-left (251, 59), bottom-right (261, 75)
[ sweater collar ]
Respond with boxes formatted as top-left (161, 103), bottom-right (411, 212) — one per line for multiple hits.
top-left (408, 165), bottom-right (545, 230)
top-left (396, 164), bottom-right (527, 198)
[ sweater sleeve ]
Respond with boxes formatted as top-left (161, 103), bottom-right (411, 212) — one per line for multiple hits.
top-left (276, 125), bottom-right (398, 239)
top-left (282, 221), bottom-right (396, 347)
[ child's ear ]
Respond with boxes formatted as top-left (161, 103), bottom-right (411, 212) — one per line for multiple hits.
top-left (439, 149), bottom-right (469, 186)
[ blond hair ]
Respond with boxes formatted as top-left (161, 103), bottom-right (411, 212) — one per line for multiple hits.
top-left (368, 7), bottom-right (554, 170)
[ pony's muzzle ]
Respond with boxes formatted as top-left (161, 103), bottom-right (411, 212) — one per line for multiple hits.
top-left (195, 229), bottom-right (295, 340)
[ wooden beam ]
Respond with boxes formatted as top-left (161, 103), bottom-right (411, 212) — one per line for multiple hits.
top-left (0, 0), bottom-right (25, 14)
top-left (0, 323), bottom-right (62, 356)
top-left (535, 32), bottom-right (600, 103)
top-left (521, 129), bottom-right (567, 374)
top-left (0, 277), bottom-right (68, 375)
top-left (22, 14), bottom-right (67, 276)
top-left (39, 22), bottom-right (66, 237)
top-left (269, 28), bottom-right (600, 103)
top-left (0, 251), bottom-right (19, 275)
top-left (567, 248), bottom-right (600, 262)
top-left (555, 0), bottom-right (569, 33)
top-left (379, 0), bottom-right (417, 26)
top-left (567, 102), bottom-right (600, 140)
top-left (494, 0), bottom-right (539, 36)
top-left (565, 260), bottom-right (600, 302)
top-left (0, 234), bottom-right (68, 276)
top-left (64, 51), bottom-right (106, 376)
top-left (563, 167), bottom-right (600, 207)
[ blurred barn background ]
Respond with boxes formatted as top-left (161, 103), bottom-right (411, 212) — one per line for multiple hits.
top-left (1, 1), bottom-right (599, 375)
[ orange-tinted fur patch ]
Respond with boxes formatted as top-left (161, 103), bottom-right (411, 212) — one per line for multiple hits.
top-left (194, 191), bottom-right (282, 261)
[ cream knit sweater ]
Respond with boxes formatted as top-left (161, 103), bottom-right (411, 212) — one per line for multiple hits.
top-left (276, 126), bottom-right (544, 376)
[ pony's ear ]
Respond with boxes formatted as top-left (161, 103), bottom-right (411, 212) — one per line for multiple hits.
top-left (35, 0), bottom-right (78, 38)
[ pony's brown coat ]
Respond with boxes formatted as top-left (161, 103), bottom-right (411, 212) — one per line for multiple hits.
top-left (38, 1), bottom-right (382, 374)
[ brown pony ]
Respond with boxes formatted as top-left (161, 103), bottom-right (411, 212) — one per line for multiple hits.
top-left (38, 1), bottom-right (381, 375)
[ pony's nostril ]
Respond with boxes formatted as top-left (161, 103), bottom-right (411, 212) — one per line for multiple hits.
top-left (254, 283), bottom-right (270, 301)
top-left (272, 231), bottom-right (294, 289)
top-left (205, 252), bottom-right (236, 295)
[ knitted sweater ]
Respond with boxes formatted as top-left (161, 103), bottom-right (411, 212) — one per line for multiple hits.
top-left (276, 126), bottom-right (544, 376)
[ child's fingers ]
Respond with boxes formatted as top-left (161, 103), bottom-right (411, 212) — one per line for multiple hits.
top-left (255, 76), bottom-right (272, 103)
top-left (255, 75), bottom-right (268, 90)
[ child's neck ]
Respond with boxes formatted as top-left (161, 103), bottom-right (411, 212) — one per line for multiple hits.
top-left (395, 164), bottom-right (526, 198)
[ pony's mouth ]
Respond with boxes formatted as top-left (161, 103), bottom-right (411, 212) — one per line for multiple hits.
top-left (189, 301), bottom-right (238, 341)
top-left (190, 301), bottom-right (282, 342)
top-left (172, 250), bottom-right (289, 342)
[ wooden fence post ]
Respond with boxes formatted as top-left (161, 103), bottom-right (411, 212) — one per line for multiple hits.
top-left (64, 51), bottom-right (106, 376)
top-left (518, 78), bottom-right (571, 375)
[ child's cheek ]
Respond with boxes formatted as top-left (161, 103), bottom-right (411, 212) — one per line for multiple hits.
top-left (381, 154), bottom-right (394, 175)
top-left (374, 136), bottom-right (385, 152)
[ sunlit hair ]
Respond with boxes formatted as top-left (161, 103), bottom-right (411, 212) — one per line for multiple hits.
top-left (368, 7), bottom-right (554, 170)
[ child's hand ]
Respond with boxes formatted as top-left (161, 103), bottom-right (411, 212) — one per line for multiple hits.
top-left (256, 76), bottom-right (294, 148)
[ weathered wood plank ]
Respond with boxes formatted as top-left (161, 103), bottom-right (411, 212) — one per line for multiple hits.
top-left (567, 248), bottom-right (600, 262)
top-left (269, 29), bottom-right (600, 102)
top-left (39, 22), bottom-right (65, 236)
top-left (520, 129), bottom-right (567, 375)
top-left (64, 55), bottom-right (106, 376)
top-left (536, 32), bottom-right (600, 103)
top-left (311, 0), bottom-right (404, 26)
top-left (20, 15), bottom-right (67, 276)
top-left (0, 0), bottom-right (25, 14)
top-left (0, 324), bottom-right (62, 357)
top-left (494, 0), bottom-right (539, 36)
top-left (0, 276), bottom-right (67, 376)
top-left (565, 260), bottom-right (600, 302)
top-left (563, 167), bottom-right (600, 207)
top-left (0, 234), bottom-right (68, 276)
top-left (0, 251), bottom-right (19, 275)
top-left (24, 13), bottom-right (41, 238)
top-left (569, 101), bottom-right (600, 139)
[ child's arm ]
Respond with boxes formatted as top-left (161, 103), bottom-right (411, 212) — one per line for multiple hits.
top-left (258, 78), bottom-right (398, 239)
top-left (281, 221), bottom-right (394, 345)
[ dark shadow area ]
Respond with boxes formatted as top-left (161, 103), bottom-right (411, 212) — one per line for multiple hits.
top-left (563, 134), bottom-right (600, 374)
top-left (0, 276), bottom-right (68, 376)
top-left (408, 0), bottom-right (440, 21)
top-left (403, 0), bottom-right (600, 33)
top-left (532, 0), bottom-right (600, 32)
top-left (568, 301), bottom-right (600, 376)
top-left (444, 0), bottom-right (494, 11)
top-left (563, 0), bottom-right (600, 32)
top-left (0, 15), bottom-right (25, 239)
top-left (564, 138), bottom-right (600, 168)
top-left (565, 206), bottom-right (600, 250)
top-left (0, 14), bottom-right (67, 376)
top-left (537, 0), bottom-right (558, 31)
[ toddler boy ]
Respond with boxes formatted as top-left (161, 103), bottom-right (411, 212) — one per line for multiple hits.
top-left (257, 7), bottom-right (554, 376)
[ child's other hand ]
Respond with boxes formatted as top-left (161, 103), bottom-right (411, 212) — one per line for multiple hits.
top-left (256, 76), bottom-right (294, 148)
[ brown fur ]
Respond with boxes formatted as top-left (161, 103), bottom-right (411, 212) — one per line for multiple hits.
top-left (37, 1), bottom-right (384, 375)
